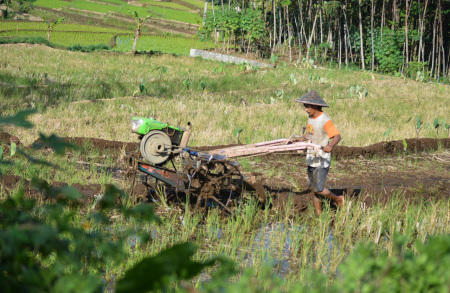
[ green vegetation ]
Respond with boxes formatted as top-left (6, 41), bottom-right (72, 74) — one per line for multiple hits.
top-left (199, 1), bottom-right (449, 82)
top-left (0, 20), bottom-right (214, 54)
top-left (33, 0), bottom-right (202, 24)
top-left (114, 34), bottom-right (213, 55)
top-left (0, 29), bottom-right (117, 46)
top-left (1, 125), bottom-right (450, 291)
top-left (0, 20), bottom-right (130, 33)
top-left (0, 6), bottom-right (449, 287)
top-left (1, 45), bottom-right (448, 147)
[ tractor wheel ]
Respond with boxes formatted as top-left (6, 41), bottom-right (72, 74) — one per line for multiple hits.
top-left (140, 130), bottom-right (172, 165)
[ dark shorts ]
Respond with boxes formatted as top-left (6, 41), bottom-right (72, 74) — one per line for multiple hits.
top-left (307, 166), bottom-right (329, 193)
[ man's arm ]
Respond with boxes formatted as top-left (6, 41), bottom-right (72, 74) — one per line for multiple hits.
top-left (323, 134), bottom-right (341, 152)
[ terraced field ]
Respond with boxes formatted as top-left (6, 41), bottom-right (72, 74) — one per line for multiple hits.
top-left (34, 0), bottom-right (203, 24)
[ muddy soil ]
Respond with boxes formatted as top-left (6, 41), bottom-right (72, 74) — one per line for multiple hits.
top-left (2, 132), bottom-right (449, 213)
top-left (0, 174), bottom-right (150, 204)
top-left (251, 150), bottom-right (450, 212)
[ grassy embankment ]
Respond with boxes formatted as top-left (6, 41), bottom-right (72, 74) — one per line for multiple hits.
top-left (1, 44), bottom-right (448, 147)
top-left (1, 43), bottom-right (449, 290)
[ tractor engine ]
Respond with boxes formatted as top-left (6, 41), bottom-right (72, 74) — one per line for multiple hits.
top-left (131, 117), bottom-right (191, 165)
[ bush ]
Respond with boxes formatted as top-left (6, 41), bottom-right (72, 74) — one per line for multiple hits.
top-left (306, 235), bottom-right (450, 292)
top-left (0, 36), bottom-right (53, 46)
top-left (66, 43), bottom-right (111, 52)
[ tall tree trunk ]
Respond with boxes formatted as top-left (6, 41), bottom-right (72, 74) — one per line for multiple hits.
top-left (437, 0), bottom-right (443, 79)
top-left (212, 0), bottom-right (217, 46)
top-left (273, 0), bottom-right (276, 52)
top-left (327, 17), bottom-right (333, 65)
top-left (430, 8), bottom-right (437, 79)
top-left (405, 0), bottom-right (410, 68)
top-left (447, 45), bottom-right (450, 78)
top-left (306, 8), bottom-right (319, 60)
top-left (297, 0), bottom-right (304, 61)
top-left (287, 5), bottom-right (292, 61)
top-left (371, 0), bottom-right (375, 70)
top-left (343, 1), bottom-right (349, 66)
top-left (418, 0), bottom-right (429, 63)
top-left (380, 0), bottom-right (385, 45)
top-left (339, 13), bottom-right (342, 69)
top-left (392, 0), bottom-right (399, 29)
top-left (319, 0), bottom-right (323, 44)
top-left (358, 0), bottom-right (365, 69)
top-left (279, 6), bottom-right (282, 47)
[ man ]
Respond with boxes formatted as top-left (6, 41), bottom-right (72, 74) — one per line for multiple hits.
top-left (294, 90), bottom-right (344, 215)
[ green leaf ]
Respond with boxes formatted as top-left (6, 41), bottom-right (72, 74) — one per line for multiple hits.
top-left (123, 204), bottom-right (158, 222)
top-left (182, 79), bottom-right (190, 89)
top-left (0, 109), bottom-right (36, 128)
top-left (0, 147), bottom-right (3, 159)
top-left (270, 54), bottom-right (278, 64)
top-left (200, 80), bottom-right (206, 91)
top-left (139, 78), bottom-right (145, 94)
top-left (53, 274), bottom-right (101, 293)
top-left (433, 118), bottom-right (439, 129)
top-left (10, 142), bottom-right (16, 157)
top-left (416, 117), bottom-right (422, 129)
top-left (402, 139), bottom-right (407, 151)
top-left (54, 17), bottom-right (64, 26)
top-left (59, 186), bottom-right (84, 201)
top-left (233, 128), bottom-right (243, 137)
top-left (116, 243), bottom-right (217, 293)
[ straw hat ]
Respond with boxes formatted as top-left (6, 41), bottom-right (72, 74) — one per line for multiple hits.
top-left (295, 90), bottom-right (329, 107)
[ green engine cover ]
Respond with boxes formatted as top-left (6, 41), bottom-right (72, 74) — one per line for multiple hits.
top-left (131, 117), bottom-right (184, 145)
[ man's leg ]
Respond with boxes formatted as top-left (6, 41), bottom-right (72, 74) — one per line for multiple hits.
top-left (313, 196), bottom-right (323, 215)
top-left (315, 188), bottom-right (345, 207)
top-left (313, 167), bottom-right (345, 209)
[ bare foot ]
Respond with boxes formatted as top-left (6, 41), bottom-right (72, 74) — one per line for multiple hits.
top-left (336, 196), bottom-right (345, 208)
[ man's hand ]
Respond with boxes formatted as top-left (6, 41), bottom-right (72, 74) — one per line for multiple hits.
top-left (323, 144), bottom-right (333, 152)
top-left (292, 136), bottom-right (308, 142)
top-left (323, 134), bottom-right (341, 152)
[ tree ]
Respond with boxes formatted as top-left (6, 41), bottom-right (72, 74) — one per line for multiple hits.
top-left (358, 0), bottom-right (365, 69)
top-left (16, 0), bottom-right (36, 13)
top-left (42, 16), bottom-right (64, 42)
top-left (131, 11), bottom-right (151, 54)
top-left (0, 0), bottom-right (12, 19)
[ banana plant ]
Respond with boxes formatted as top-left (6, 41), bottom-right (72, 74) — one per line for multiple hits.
top-left (42, 16), bottom-right (64, 41)
top-left (130, 11), bottom-right (151, 54)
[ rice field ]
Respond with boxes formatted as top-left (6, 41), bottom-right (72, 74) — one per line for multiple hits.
top-left (0, 21), bottom-right (214, 54)
top-left (34, 0), bottom-right (202, 24)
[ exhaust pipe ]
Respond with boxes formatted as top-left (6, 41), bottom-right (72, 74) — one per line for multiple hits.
top-left (179, 122), bottom-right (191, 149)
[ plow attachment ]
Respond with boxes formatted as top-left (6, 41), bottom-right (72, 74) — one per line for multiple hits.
top-left (206, 139), bottom-right (322, 158)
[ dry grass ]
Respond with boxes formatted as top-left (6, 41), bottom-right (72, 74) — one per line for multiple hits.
top-left (1, 44), bottom-right (449, 147)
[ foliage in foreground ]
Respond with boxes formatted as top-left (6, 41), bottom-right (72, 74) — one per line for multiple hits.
top-left (0, 110), bottom-right (220, 292)
top-left (1, 110), bottom-right (450, 292)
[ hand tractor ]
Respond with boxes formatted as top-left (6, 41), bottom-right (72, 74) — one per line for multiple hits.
top-left (125, 117), bottom-right (322, 213)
